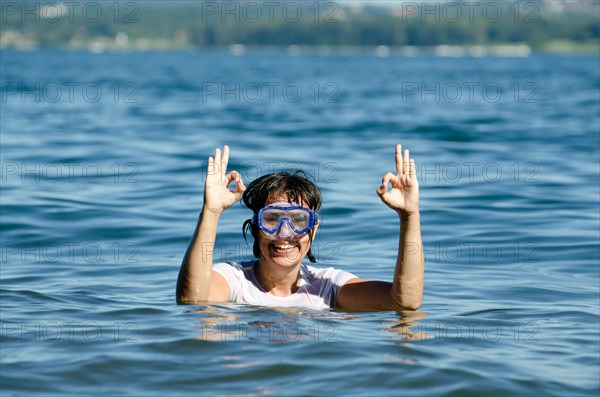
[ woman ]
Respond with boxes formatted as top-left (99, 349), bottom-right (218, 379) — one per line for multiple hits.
top-left (176, 145), bottom-right (423, 311)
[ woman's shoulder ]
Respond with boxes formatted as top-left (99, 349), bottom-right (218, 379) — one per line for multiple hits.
top-left (213, 260), bottom-right (256, 275)
top-left (214, 260), bottom-right (255, 268)
top-left (301, 263), bottom-right (358, 294)
top-left (302, 263), bottom-right (353, 279)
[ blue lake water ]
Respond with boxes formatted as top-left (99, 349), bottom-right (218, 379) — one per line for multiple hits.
top-left (1, 49), bottom-right (599, 396)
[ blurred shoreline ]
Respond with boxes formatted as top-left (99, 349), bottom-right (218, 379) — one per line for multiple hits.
top-left (2, 1), bottom-right (598, 55)
top-left (1, 41), bottom-right (597, 56)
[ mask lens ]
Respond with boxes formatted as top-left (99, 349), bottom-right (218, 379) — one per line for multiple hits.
top-left (261, 209), bottom-right (285, 230)
top-left (288, 209), bottom-right (310, 230)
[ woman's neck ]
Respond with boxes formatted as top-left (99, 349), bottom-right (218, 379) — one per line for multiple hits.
top-left (254, 258), bottom-right (302, 297)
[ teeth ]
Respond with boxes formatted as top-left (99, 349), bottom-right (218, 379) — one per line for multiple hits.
top-left (274, 244), bottom-right (295, 249)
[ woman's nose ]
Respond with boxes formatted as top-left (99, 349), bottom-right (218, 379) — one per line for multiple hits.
top-left (275, 219), bottom-right (293, 238)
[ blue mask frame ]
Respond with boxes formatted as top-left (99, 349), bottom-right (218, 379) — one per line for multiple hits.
top-left (253, 205), bottom-right (319, 235)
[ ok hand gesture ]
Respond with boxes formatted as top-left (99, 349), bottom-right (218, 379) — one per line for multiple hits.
top-left (377, 144), bottom-right (419, 215)
top-left (204, 145), bottom-right (246, 214)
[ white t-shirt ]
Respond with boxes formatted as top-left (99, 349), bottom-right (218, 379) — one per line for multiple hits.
top-left (213, 261), bottom-right (358, 309)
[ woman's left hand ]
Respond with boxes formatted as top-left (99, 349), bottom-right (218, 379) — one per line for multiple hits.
top-left (377, 144), bottom-right (419, 215)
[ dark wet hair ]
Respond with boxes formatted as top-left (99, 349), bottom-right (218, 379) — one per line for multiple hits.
top-left (242, 171), bottom-right (322, 263)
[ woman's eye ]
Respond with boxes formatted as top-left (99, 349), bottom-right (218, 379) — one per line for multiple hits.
top-left (292, 214), bottom-right (308, 223)
top-left (264, 215), bottom-right (279, 222)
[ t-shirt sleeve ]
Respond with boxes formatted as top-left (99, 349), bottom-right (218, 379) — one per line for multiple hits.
top-left (212, 262), bottom-right (243, 302)
top-left (318, 267), bottom-right (359, 308)
top-left (329, 268), bottom-right (359, 295)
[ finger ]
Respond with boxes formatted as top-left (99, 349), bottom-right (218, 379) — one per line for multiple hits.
top-left (207, 156), bottom-right (216, 178)
top-left (409, 158), bottom-right (416, 179)
top-left (221, 144), bottom-right (230, 170)
top-left (404, 149), bottom-right (410, 176)
top-left (395, 144), bottom-right (402, 176)
top-left (224, 171), bottom-right (236, 190)
top-left (225, 171), bottom-right (241, 187)
top-left (214, 148), bottom-right (222, 176)
top-left (228, 171), bottom-right (246, 194)
top-left (381, 171), bottom-right (395, 186)
top-left (378, 171), bottom-right (395, 195)
top-left (236, 174), bottom-right (246, 194)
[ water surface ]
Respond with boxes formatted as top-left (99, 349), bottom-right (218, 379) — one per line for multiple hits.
top-left (1, 50), bottom-right (599, 396)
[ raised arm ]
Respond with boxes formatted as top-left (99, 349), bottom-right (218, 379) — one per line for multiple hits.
top-left (337, 144), bottom-right (424, 311)
top-left (379, 144), bottom-right (423, 310)
top-left (176, 145), bottom-right (245, 303)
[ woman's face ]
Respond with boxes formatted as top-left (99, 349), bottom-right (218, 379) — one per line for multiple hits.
top-left (257, 195), bottom-right (319, 268)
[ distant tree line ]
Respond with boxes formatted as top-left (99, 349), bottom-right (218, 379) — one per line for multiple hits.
top-left (1, 1), bottom-right (598, 48)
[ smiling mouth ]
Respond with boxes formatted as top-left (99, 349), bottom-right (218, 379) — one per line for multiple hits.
top-left (270, 242), bottom-right (299, 254)
top-left (274, 243), bottom-right (295, 249)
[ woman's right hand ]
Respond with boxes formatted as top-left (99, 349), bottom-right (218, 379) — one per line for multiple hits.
top-left (203, 145), bottom-right (246, 214)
